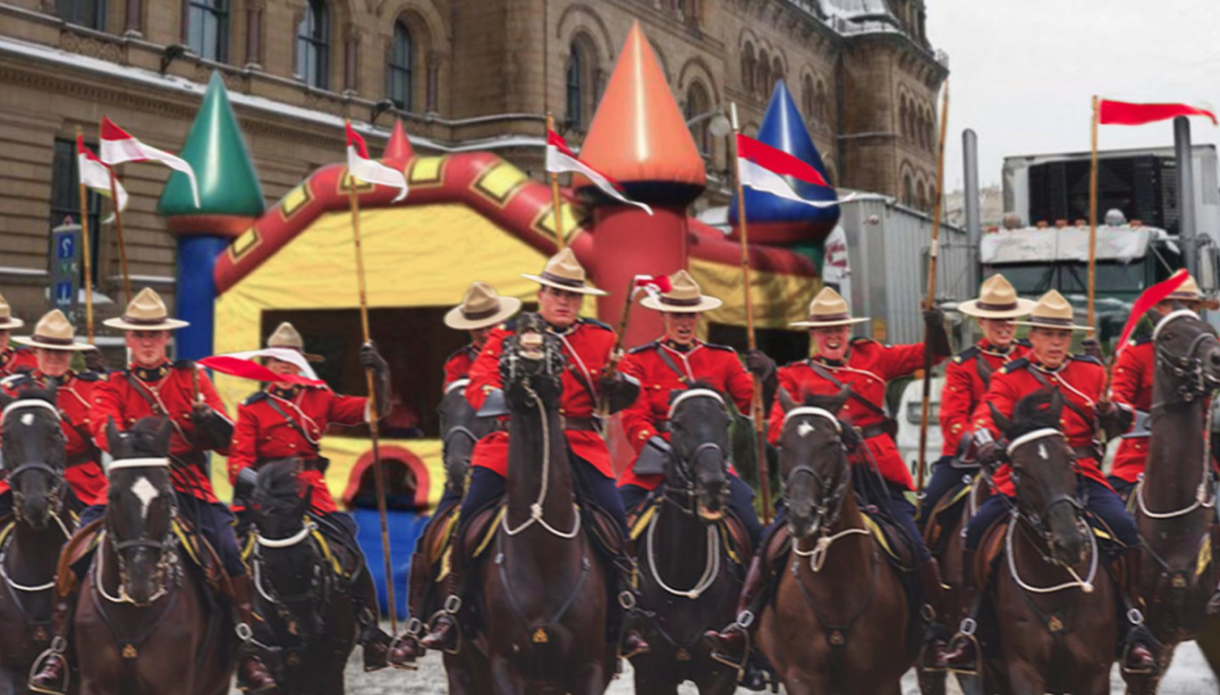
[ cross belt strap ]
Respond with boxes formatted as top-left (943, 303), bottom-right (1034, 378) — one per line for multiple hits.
top-left (1024, 367), bottom-right (1097, 430)
top-left (806, 360), bottom-right (889, 420)
top-left (654, 347), bottom-right (690, 384)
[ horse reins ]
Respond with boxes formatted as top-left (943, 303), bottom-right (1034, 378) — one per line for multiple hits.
top-left (1003, 429), bottom-right (1098, 594)
top-left (97, 457), bottom-right (179, 606)
top-left (660, 389), bottom-right (729, 516)
top-left (1, 399), bottom-right (69, 521)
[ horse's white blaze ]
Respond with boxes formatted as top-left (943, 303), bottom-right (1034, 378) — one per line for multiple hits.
top-left (131, 476), bottom-right (159, 519)
top-left (1038, 443), bottom-right (1048, 460)
top-left (797, 421), bottom-right (814, 438)
top-left (20, 413), bottom-right (33, 427)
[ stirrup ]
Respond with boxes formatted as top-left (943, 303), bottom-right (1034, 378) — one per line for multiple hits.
top-left (424, 608), bottom-right (464, 656)
top-left (1209, 589), bottom-right (1220, 616)
top-left (1120, 643), bottom-right (1158, 676)
top-left (388, 618), bottom-right (423, 672)
top-left (706, 622), bottom-right (751, 679)
top-left (945, 618), bottom-right (980, 676)
top-left (28, 639), bottom-right (70, 695)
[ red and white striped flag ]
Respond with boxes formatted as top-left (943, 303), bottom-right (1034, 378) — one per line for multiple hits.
top-left (545, 129), bottom-right (653, 215)
top-left (346, 121), bottom-right (408, 202)
top-left (736, 133), bottom-right (853, 209)
top-left (1099, 99), bottom-right (1217, 127)
top-left (631, 274), bottom-right (673, 301)
top-left (1113, 269), bottom-right (1190, 357)
top-left (99, 117), bottom-right (200, 207)
top-left (77, 134), bottom-right (128, 224)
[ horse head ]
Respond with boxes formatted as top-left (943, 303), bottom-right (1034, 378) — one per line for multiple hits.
top-left (0, 387), bottom-right (66, 530)
top-left (665, 382), bottom-right (731, 522)
top-left (104, 416), bottom-right (177, 606)
top-left (988, 389), bottom-right (1087, 566)
top-left (499, 312), bottom-right (565, 412)
top-left (439, 379), bottom-right (496, 495)
top-left (251, 458), bottom-right (325, 636)
top-left (1151, 305), bottom-right (1220, 399)
top-left (776, 386), bottom-right (854, 540)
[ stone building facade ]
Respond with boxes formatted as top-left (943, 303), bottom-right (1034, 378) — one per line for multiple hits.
top-left (0, 0), bottom-right (946, 325)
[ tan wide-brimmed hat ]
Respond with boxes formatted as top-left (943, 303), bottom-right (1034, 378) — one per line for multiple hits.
top-left (640, 270), bottom-right (722, 313)
top-left (13, 310), bottom-right (90, 351)
top-left (444, 282), bottom-right (522, 330)
top-left (957, 274), bottom-right (1037, 319)
top-left (266, 322), bottom-right (324, 362)
top-left (0, 293), bottom-right (24, 330)
top-left (790, 287), bottom-right (869, 328)
top-left (103, 288), bottom-right (189, 331)
top-left (1166, 273), bottom-right (1220, 310)
top-left (520, 248), bottom-right (607, 296)
top-left (1015, 290), bottom-right (1091, 331)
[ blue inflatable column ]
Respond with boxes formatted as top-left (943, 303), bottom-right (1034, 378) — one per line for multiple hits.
top-left (175, 235), bottom-right (227, 360)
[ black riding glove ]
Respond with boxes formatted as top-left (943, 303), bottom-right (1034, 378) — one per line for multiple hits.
top-left (84, 347), bottom-right (108, 375)
top-left (600, 373), bottom-right (640, 415)
top-left (1096, 402), bottom-right (1134, 440)
top-left (234, 467), bottom-right (259, 505)
top-left (1080, 338), bottom-right (1104, 362)
top-left (746, 348), bottom-right (778, 414)
top-left (191, 403), bottom-right (235, 450)
top-left (924, 307), bottom-right (952, 359)
top-left (360, 341), bottom-right (392, 418)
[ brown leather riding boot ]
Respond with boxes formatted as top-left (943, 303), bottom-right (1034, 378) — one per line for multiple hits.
top-left (1118, 547), bottom-right (1158, 675)
top-left (943, 549), bottom-right (981, 675)
top-left (611, 556), bottom-right (650, 659)
top-left (918, 557), bottom-right (951, 671)
top-left (705, 554), bottom-right (765, 658)
top-left (348, 570), bottom-right (395, 672)
top-left (388, 548), bottom-right (433, 668)
top-left (28, 595), bottom-right (76, 695)
top-left (419, 552), bottom-right (465, 654)
top-left (230, 574), bottom-right (279, 693)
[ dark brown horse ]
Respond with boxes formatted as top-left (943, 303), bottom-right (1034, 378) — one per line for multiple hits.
top-left (756, 388), bottom-right (915, 694)
top-left (0, 389), bottom-right (76, 695)
top-left (472, 313), bottom-right (611, 694)
top-left (1123, 307), bottom-right (1220, 694)
top-left (74, 418), bottom-right (233, 695)
top-left (247, 458), bottom-right (356, 694)
top-left (983, 390), bottom-right (1116, 695)
top-left (630, 384), bottom-right (738, 695)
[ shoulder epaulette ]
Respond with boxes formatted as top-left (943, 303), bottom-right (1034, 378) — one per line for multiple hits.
top-left (953, 345), bottom-right (981, 364)
top-left (999, 357), bottom-right (1030, 374)
top-left (446, 345), bottom-right (473, 362)
top-left (75, 371), bottom-right (101, 382)
top-left (172, 359), bottom-right (196, 370)
top-left (1, 373), bottom-right (32, 389)
top-left (1131, 336), bottom-right (1152, 346)
top-left (1016, 338), bottom-right (1032, 348)
top-left (628, 341), bottom-right (659, 355)
top-left (850, 336), bottom-right (874, 345)
top-left (580, 318), bottom-right (613, 331)
top-left (242, 391), bottom-right (269, 406)
top-left (703, 342), bottom-right (735, 352)
top-left (501, 317), bottom-right (518, 331)
top-left (1071, 354), bottom-right (1102, 365)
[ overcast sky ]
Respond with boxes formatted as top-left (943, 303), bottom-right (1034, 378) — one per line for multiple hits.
top-left (926, 0), bottom-right (1220, 191)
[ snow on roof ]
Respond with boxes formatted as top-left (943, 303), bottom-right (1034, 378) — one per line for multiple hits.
top-left (981, 226), bottom-right (1161, 265)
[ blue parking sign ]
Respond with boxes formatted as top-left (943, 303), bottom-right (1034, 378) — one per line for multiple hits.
top-left (55, 281), bottom-right (73, 304)
top-left (56, 233), bottom-right (76, 260)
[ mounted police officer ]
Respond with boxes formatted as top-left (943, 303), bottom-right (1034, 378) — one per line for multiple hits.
top-left (228, 321), bottom-right (400, 671)
top-left (919, 274), bottom-right (1034, 526)
top-left (943, 289), bottom-right (1157, 675)
top-left (708, 286), bottom-right (954, 670)
top-left (0, 293), bottom-right (36, 378)
top-left (419, 248), bottom-right (649, 658)
top-left (443, 282), bottom-right (521, 389)
top-left (29, 288), bottom-right (277, 694)
top-left (617, 270), bottom-right (770, 545)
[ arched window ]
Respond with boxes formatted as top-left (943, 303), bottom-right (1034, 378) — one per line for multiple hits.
top-left (802, 74), bottom-right (815, 120)
top-left (187, 0), bottom-right (228, 62)
top-left (388, 20), bottom-right (413, 109)
top-left (815, 80), bottom-right (829, 128)
top-left (916, 181), bottom-right (927, 211)
top-left (918, 108), bottom-right (928, 150)
top-left (296, 0), bottom-right (329, 88)
top-left (771, 56), bottom-right (784, 90)
top-left (565, 42), bottom-right (583, 129)
top-left (900, 98), bottom-right (910, 139)
top-left (756, 50), bottom-right (770, 95)
top-left (904, 174), bottom-right (914, 206)
top-left (741, 43), bottom-right (756, 94)
top-left (565, 36), bottom-right (600, 130)
top-left (685, 81), bottom-right (711, 156)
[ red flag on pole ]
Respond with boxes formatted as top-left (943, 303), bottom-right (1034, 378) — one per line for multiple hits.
top-left (1113, 269), bottom-right (1190, 357)
top-left (1098, 99), bottom-right (1218, 127)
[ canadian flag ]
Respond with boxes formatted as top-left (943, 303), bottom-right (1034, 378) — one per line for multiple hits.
top-left (346, 121), bottom-right (409, 203)
top-left (736, 133), bottom-right (853, 209)
top-left (99, 117), bottom-right (200, 207)
top-left (545, 129), bottom-right (653, 215)
top-left (199, 348), bottom-right (325, 385)
top-left (1099, 99), bottom-right (1217, 127)
top-left (77, 134), bottom-right (128, 224)
top-left (631, 274), bottom-right (673, 301)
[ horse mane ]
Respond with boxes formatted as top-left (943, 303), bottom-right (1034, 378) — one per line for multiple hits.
top-left (800, 389), bottom-right (849, 413)
top-left (670, 380), bottom-right (717, 400)
top-left (126, 416), bottom-right (171, 458)
top-left (15, 386), bottom-right (57, 406)
top-left (1010, 389), bottom-right (1061, 436)
top-left (253, 458), bottom-right (304, 514)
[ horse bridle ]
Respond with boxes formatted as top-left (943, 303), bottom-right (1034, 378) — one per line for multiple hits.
top-left (1, 399), bottom-right (70, 518)
top-left (781, 407), bottom-right (852, 534)
top-left (98, 457), bottom-right (179, 606)
top-left (252, 519), bottom-right (331, 639)
top-left (1004, 428), bottom-right (1085, 534)
top-left (1152, 309), bottom-right (1220, 408)
top-left (662, 389), bottom-right (730, 516)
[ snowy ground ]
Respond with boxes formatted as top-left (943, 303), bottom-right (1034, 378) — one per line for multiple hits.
top-left (254, 634), bottom-right (1217, 694)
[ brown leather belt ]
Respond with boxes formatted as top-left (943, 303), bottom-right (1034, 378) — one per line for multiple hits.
top-left (256, 456), bottom-right (330, 473)
top-left (66, 451), bottom-right (97, 468)
top-left (560, 416), bottom-right (599, 432)
top-left (1071, 444), bottom-right (1100, 461)
top-left (860, 423), bottom-right (890, 439)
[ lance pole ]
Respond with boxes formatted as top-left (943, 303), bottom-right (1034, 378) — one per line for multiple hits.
top-left (75, 125), bottom-right (95, 344)
top-left (547, 114), bottom-right (566, 252)
top-left (916, 80), bottom-right (949, 494)
top-left (1087, 95), bottom-right (1100, 338)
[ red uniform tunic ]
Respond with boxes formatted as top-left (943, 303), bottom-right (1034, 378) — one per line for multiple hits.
top-left (92, 362), bottom-right (232, 504)
top-left (972, 356), bottom-right (1109, 496)
top-left (1108, 339), bottom-right (1153, 484)
top-left (0, 347), bottom-right (37, 378)
top-left (228, 385), bottom-right (368, 514)
top-left (617, 339), bottom-right (754, 491)
top-left (0, 371), bottom-right (108, 505)
top-left (768, 338), bottom-right (938, 490)
top-left (939, 340), bottom-right (1030, 456)
top-left (444, 345), bottom-right (479, 389)
top-left (467, 318), bottom-right (617, 478)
